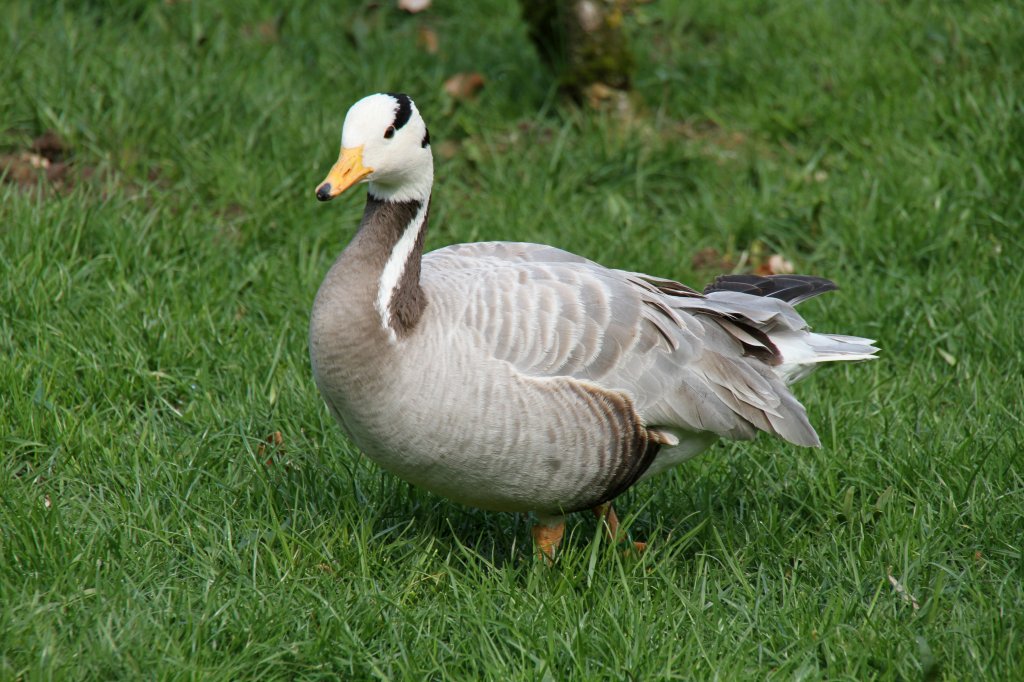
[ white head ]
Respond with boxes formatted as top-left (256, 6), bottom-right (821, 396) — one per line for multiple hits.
top-left (315, 93), bottom-right (433, 204)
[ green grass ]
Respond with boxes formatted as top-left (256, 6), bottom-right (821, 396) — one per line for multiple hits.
top-left (1, 0), bottom-right (1022, 679)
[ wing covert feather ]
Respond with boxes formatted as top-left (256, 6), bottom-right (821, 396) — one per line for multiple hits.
top-left (422, 242), bottom-right (820, 446)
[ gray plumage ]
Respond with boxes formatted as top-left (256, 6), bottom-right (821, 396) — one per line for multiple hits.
top-left (310, 93), bottom-right (879, 522)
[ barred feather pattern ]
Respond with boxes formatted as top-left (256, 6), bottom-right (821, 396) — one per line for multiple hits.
top-left (311, 236), bottom-right (877, 514)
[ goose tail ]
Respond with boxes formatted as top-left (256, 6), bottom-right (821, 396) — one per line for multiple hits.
top-left (703, 274), bottom-right (879, 384)
top-left (769, 330), bottom-right (878, 383)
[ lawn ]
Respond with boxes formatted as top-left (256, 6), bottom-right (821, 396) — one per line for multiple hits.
top-left (1, 0), bottom-right (1021, 679)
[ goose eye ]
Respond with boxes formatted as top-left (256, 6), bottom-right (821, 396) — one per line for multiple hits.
top-left (384, 125), bottom-right (396, 139)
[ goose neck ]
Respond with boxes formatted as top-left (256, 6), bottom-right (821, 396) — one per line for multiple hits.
top-left (350, 194), bottom-right (431, 342)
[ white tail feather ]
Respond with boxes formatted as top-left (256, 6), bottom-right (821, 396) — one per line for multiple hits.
top-left (771, 331), bottom-right (878, 384)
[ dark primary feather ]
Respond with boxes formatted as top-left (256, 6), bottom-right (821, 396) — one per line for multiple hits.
top-left (702, 274), bottom-right (838, 306)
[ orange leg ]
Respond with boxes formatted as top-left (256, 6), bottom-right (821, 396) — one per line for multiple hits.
top-left (532, 517), bottom-right (565, 562)
top-left (592, 503), bottom-right (646, 552)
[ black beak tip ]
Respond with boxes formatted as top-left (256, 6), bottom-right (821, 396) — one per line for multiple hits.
top-left (316, 183), bottom-right (332, 202)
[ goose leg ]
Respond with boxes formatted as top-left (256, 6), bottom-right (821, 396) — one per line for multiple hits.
top-left (532, 515), bottom-right (565, 562)
top-left (592, 503), bottom-right (646, 552)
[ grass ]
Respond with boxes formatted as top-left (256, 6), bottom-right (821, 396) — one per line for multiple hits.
top-left (1, 0), bottom-right (1021, 679)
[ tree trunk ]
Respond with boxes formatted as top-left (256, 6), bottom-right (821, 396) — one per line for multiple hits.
top-left (519, 0), bottom-right (634, 102)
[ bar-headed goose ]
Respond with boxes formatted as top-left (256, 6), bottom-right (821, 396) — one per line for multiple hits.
top-left (310, 93), bottom-right (877, 559)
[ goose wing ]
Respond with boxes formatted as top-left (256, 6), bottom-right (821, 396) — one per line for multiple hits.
top-left (423, 242), bottom-right (819, 447)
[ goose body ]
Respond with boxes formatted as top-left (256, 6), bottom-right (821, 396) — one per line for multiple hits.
top-left (310, 93), bottom-right (877, 552)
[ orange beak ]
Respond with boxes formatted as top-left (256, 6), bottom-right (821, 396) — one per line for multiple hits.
top-left (315, 146), bottom-right (372, 201)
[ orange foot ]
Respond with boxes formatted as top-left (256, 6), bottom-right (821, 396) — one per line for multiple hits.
top-left (532, 518), bottom-right (565, 563)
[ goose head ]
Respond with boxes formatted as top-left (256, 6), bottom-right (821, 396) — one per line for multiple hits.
top-left (315, 93), bottom-right (433, 204)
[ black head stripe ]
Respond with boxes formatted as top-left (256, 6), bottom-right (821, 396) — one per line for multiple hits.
top-left (421, 127), bottom-right (430, 148)
top-left (385, 92), bottom-right (413, 131)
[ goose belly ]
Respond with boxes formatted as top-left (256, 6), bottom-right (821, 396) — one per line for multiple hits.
top-left (324, 345), bottom-right (635, 514)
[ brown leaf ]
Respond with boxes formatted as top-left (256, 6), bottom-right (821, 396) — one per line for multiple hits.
top-left (583, 83), bottom-right (633, 118)
top-left (1, 152), bottom-right (49, 187)
top-left (417, 25), bottom-right (439, 54)
top-left (443, 72), bottom-right (485, 101)
top-left (258, 431), bottom-right (285, 466)
top-left (398, 0), bottom-right (431, 12)
top-left (753, 253), bottom-right (794, 276)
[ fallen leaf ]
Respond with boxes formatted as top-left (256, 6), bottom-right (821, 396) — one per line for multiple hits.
top-left (398, 0), bottom-right (431, 12)
top-left (20, 151), bottom-right (48, 168)
top-left (758, 253), bottom-right (795, 275)
top-left (583, 82), bottom-right (633, 118)
top-left (1, 152), bottom-right (49, 187)
top-left (258, 431), bottom-right (285, 466)
top-left (417, 25), bottom-right (439, 54)
top-left (1, 150), bottom-right (87, 195)
top-left (444, 72), bottom-right (485, 101)
top-left (0, 128), bottom-right (91, 196)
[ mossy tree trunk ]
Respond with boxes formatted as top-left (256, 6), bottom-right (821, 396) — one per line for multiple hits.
top-left (519, 0), bottom-right (634, 102)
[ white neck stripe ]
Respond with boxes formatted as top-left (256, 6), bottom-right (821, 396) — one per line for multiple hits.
top-left (375, 201), bottom-right (428, 343)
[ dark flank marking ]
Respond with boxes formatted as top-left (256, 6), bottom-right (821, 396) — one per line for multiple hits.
top-left (562, 385), bottom-right (662, 513)
top-left (385, 92), bottom-right (413, 130)
top-left (703, 274), bottom-right (837, 306)
top-left (591, 435), bottom-right (660, 509)
top-left (421, 126), bottom-right (430, 148)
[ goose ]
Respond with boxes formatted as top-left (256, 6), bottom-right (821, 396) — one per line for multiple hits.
top-left (310, 93), bottom-right (877, 559)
